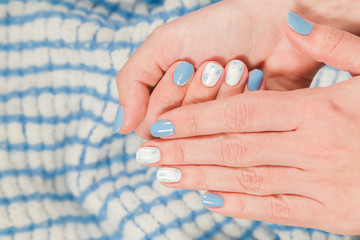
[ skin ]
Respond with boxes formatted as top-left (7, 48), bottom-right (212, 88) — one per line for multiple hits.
top-left (135, 59), bottom-right (262, 139)
top-left (116, 0), bottom-right (360, 137)
top-left (140, 21), bottom-right (360, 235)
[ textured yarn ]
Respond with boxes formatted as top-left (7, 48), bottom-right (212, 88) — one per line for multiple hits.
top-left (0, 0), bottom-right (358, 239)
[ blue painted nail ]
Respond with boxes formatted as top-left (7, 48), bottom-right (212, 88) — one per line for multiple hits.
top-left (173, 61), bottom-right (194, 86)
top-left (113, 105), bottom-right (124, 133)
top-left (201, 193), bottom-right (224, 208)
top-left (287, 12), bottom-right (313, 36)
top-left (248, 69), bottom-right (263, 91)
top-left (150, 120), bottom-right (175, 137)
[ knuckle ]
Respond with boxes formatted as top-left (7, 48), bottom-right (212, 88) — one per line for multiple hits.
top-left (173, 141), bottom-right (186, 165)
top-left (237, 168), bottom-right (264, 192)
top-left (219, 136), bottom-right (247, 166)
top-left (224, 101), bottom-right (249, 131)
top-left (184, 110), bottom-right (199, 135)
top-left (322, 28), bottom-right (348, 57)
top-left (301, 96), bottom-right (339, 120)
top-left (267, 196), bottom-right (291, 220)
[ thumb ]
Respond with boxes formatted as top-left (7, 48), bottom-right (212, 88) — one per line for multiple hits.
top-left (285, 12), bottom-right (360, 75)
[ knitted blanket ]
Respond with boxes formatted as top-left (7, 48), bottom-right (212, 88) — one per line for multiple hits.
top-left (0, 0), bottom-right (358, 239)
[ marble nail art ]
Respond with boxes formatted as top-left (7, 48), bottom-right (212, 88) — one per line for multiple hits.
top-left (157, 168), bottom-right (181, 183)
top-left (202, 63), bottom-right (223, 87)
top-left (136, 147), bottom-right (161, 164)
top-left (226, 60), bottom-right (245, 86)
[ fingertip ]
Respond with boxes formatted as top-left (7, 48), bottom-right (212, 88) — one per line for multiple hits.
top-left (224, 59), bottom-right (247, 87)
top-left (286, 12), bottom-right (314, 36)
top-left (247, 69), bottom-right (263, 91)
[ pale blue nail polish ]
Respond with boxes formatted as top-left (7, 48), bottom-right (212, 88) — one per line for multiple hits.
top-left (248, 69), bottom-right (263, 91)
top-left (201, 193), bottom-right (224, 208)
top-left (150, 120), bottom-right (175, 137)
top-left (173, 61), bottom-right (194, 86)
top-left (112, 105), bottom-right (124, 133)
top-left (287, 12), bottom-right (313, 36)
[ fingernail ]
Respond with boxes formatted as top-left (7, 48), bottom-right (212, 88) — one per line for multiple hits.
top-left (226, 60), bottom-right (245, 86)
top-left (112, 105), bottom-right (124, 133)
top-left (157, 168), bottom-right (181, 183)
top-left (287, 12), bottom-right (313, 36)
top-left (173, 61), bottom-right (194, 86)
top-left (201, 193), bottom-right (224, 208)
top-left (202, 63), bottom-right (223, 87)
top-left (248, 69), bottom-right (263, 91)
top-left (136, 147), bottom-right (161, 164)
top-left (150, 120), bottom-right (175, 137)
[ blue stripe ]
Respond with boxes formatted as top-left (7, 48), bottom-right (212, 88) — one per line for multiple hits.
top-left (0, 2), bottom-right (213, 29)
top-left (0, 63), bottom-right (117, 77)
top-left (0, 111), bottom-right (112, 127)
top-left (239, 221), bottom-right (261, 240)
top-left (77, 168), bottom-right (148, 204)
top-left (0, 152), bottom-right (135, 179)
top-left (0, 39), bottom-right (141, 52)
top-left (0, 86), bottom-right (117, 104)
top-left (0, 0), bottom-right (145, 21)
top-left (0, 192), bottom-right (74, 205)
top-left (0, 215), bottom-right (98, 236)
top-left (145, 208), bottom-right (209, 240)
top-left (0, 133), bottom-right (127, 152)
top-left (197, 216), bottom-right (233, 240)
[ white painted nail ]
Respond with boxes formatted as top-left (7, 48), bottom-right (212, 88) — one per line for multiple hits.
top-left (136, 147), bottom-right (161, 164)
top-left (202, 63), bottom-right (223, 87)
top-left (226, 60), bottom-right (245, 86)
top-left (157, 168), bottom-right (181, 183)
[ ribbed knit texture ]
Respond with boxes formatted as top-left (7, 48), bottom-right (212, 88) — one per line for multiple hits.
top-left (0, 0), bottom-right (357, 239)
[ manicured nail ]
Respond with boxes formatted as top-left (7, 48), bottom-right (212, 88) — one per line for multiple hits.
top-left (150, 120), bottom-right (175, 137)
top-left (248, 69), bottom-right (263, 91)
top-left (202, 63), bottom-right (223, 87)
top-left (201, 193), bottom-right (224, 208)
top-left (157, 168), bottom-right (181, 183)
top-left (287, 12), bottom-right (313, 36)
top-left (112, 105), bottom-right (124, 133)
top-left (136, 147), bottom-right (160, 164)
top-left (173, 61), bottom-right (194, 86)
top-left (226, 60), bottom-right (245, 86)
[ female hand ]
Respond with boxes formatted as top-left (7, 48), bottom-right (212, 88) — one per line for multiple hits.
top-left (114, 0), bottom-right (360, 135)
top-left (136, 16), bottom-right (360, 234)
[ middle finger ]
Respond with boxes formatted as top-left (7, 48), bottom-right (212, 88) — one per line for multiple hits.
top-left (137, 132), bottom-right (305, 169)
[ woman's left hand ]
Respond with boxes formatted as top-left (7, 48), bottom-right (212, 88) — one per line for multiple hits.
top-left (136, 17), bottom-right (360, 235)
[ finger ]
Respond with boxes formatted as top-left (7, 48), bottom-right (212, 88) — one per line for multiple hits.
top-left (138, 132), bottom-right (304, 168)
top-left (244, 69), bottom-right (266, 92)
top-left (202, 192), bottom-right (326, 230)
top-left (115, 32), bottom-right (166, 134)
top-left (216, 60), bottom-right (248, 99)
top-left (182, 61), bottom-right (224, 105)
top-left (285, 11), bottom-right (360, 75)
top-left (135, 61), bottom-right (194, 139)
top-left (156, 165), bottom-right (308, 196)
top-left (150, 90), bottom-right (303, 138)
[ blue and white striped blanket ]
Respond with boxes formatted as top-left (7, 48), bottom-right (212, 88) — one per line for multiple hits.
top-left (0, 0), bottom-right (357, 239)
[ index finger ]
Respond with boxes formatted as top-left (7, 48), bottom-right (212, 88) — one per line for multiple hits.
top-left (150, 90), bottom-right (304, 138)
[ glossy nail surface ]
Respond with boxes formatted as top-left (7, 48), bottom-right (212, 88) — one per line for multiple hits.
top-left (201, 193), bottom-right (224, 208)
top-left (202, 63), bottom-right (223, 87)
top-left (157, 168), bottom-right (181, 183)
top-left (173, 61), bottom-right (194, 86)
top-left (226, 60), bottom-right (244, 86)
top-left (112, 105), bottom-right (124, 133)
top-left (150, 120), bottom-right (175, 137)
top-left (287, 12), bottom-right (313, 36)
top-left (136, 147), bottom-right (160, 164)
top-left (248, 69), bottom-right (263, 91)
